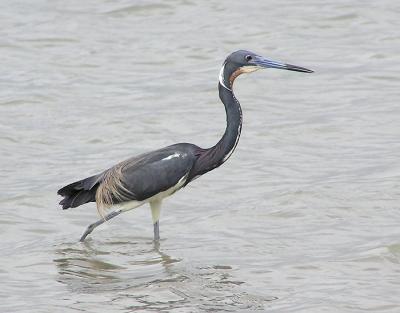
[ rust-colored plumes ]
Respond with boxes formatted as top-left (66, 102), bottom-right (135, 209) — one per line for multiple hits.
top-left (95, 163), bottom-right (133, 217)
top-left (229, 66), bottom-right (259, 87)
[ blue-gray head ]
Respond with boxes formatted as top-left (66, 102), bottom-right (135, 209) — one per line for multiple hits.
top-left (219, 50), bottom-right (313, 90)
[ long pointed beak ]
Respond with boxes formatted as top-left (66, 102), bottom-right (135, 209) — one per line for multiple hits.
top-left (253, 56), bottom-right (313, 73)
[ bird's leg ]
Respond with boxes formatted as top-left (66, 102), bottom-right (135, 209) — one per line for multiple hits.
top-left (150, 200), bottom-right (162, 241)
top-left (79, 209), bottom-right (122, 242)
top-left (153, 221), bottom-right (160, 241)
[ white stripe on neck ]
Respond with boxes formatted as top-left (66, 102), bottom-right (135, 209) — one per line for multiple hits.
top-left (219, 62), bottom-right (232, 91)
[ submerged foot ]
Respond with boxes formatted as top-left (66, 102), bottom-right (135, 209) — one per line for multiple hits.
top-left (79, 209), bottom-right (123, 242)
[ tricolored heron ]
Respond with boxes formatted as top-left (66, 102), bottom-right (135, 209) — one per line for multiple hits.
top-left (58, 50), bottom-right (313, 241)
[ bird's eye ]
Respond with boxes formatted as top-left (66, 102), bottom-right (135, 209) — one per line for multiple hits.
top-left (245, 55), bottom-right (252, 62)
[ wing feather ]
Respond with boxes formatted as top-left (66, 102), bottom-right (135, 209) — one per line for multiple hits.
top-left (95, 144), bottom-right (197, 215)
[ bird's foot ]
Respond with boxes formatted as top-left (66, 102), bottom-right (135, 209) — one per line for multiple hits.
top-left (79, 209), bottom-right (123, 242)
top-left (80, 223), bottom-right (95, 242)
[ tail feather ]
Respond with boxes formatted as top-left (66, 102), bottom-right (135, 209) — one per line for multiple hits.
top-left (58, 174), bottom-right (102, 210)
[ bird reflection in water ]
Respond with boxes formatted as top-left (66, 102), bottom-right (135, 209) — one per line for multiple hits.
top-left (54, 239), bottom-right (181, 293)
top-left (53, 239), bottom-right (276, 310)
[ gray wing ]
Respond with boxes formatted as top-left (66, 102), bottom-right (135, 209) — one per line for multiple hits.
top-left (97, 144), bottom-right (197, 207)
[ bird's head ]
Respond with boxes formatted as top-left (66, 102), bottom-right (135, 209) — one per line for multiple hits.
top-left (219, 50), bottom-right (313, 90)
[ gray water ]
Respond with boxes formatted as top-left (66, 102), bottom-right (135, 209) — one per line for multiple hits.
top-left (1, 0), bottom-right (400, 312)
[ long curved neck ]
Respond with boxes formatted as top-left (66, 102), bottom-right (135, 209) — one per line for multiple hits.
top-left (214, 83), bottom-right (243, 163)
top-left (189, 78), bottom-right (243, 179)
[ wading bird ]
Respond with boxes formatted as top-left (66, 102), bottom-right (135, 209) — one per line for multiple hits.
top-left (58, 50), bottom-right (312, 241)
